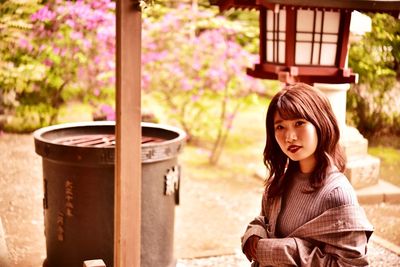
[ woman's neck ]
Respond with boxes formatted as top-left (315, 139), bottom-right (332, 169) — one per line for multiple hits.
top-left (299, 154), bottom-right (316, 174)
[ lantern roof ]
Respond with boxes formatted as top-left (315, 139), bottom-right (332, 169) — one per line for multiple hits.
top-left (212, 0), bottom-right (400, 15)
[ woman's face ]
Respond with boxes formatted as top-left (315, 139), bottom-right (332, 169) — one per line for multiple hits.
top-left (273, 112), bottom-right (318, 173)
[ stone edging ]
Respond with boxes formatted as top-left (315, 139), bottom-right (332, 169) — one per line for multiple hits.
top-left (370, 234), bottom-right (400, 256)
top-left (0, 218), bottom-right (11, 267)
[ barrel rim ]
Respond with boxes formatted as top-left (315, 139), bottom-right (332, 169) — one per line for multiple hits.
top-left (33, 121), bottom-right (187, 148)
top-left (33, 121), bottom-right (187, 163)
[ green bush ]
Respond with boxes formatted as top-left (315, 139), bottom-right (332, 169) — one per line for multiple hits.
top-left (3, 103), bottom-right (58, 133)
top-left (348, 13), bottom-right (400, 138)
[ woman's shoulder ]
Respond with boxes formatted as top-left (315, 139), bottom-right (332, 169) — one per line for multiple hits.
top-left (321, 169), bottom-right (359, 208)
top-left (326, 168), bottom-right (350, 185)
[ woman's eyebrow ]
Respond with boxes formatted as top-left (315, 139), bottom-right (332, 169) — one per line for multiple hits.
top-left (274, 119), bottom-right (283, 125)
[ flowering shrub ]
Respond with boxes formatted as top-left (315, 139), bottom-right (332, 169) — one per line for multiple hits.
top-left (142, 5), bottom-right (267, 164)
top-left (2, 1), bottom-right (267, 164)
top-left (1, 0), bottom-right (115, 132)
top-left (0, 0), bottom-right (42, 131)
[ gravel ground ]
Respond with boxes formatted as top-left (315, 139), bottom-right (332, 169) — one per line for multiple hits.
top-left (363, 203), bottom-right (400, 247)
top-left (0, 133), bottom-right (399, 266)
top-left (177, 242), bottom-right (400, 267)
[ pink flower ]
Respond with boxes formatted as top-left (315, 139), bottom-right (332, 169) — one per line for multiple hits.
top-left (43, 58), bottom-right (53, 67)
top-left (82, 39), bottom-right (92, 50)
top-left (106, 60), bottom-right (115, 70)
top-left (53, 46), bottom-right (60, 55)
top-left (99, 104), bottom-right (115, 120)
top-left (70, 31), bottom-right (83, 40)
top-left (108, 76), bottom-right (115, 85)
top-left (94, 89), bottom-right (100, 96)
top-left (66, 19), bottom-right (76, 28)
top-left (17, 38), bottom-right (33, 52)
top-left (60, 48), bottom-right (67, 56)
top-left (181, 80), bottom-right (192, 91)
top-left (31, 6), bottom-right (56, 22)
top-left (191, 95), bottom-right (200, 102)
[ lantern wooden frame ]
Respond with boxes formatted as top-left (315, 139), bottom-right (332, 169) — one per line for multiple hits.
top-left (211, 0), bottom-right (400, 84)
top-left (251, 5), bottom-right (354, 83)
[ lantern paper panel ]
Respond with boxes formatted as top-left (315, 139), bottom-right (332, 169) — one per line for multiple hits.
top-left (294, 9), bottom-right (340, 66)
top-left (266, 9), bottom-right (286, 63)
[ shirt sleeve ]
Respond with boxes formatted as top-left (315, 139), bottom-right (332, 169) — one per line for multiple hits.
top-left (255, 231), bottom-right (370, 266)
top-left (324, 185), bottom-right (358, 210)
top-left (241, 189), bottom-right (270, 250)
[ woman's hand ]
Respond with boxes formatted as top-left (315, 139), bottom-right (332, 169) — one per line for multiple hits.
top-left (243, 235), bottom-right (261, 262)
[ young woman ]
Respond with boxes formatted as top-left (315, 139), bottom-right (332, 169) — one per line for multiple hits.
top-left (242, 83), bottom-right (373, 266)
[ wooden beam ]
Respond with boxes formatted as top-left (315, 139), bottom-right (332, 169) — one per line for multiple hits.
top-left (337, 10), bottom-right (352, 69)
top-left (247, 65), bottom-right (357, 83)
top-left (285, 6), bottom-right (296, 66)
top-left (259, 7), bottom-right (266, 63)
top-left (115, 1), bottom-right (141, 267)
top-left (263, 0), bottom-right (400, 12)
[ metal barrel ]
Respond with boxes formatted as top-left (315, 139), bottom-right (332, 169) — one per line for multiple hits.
top-left (34, 121), bottom-right (186, 267)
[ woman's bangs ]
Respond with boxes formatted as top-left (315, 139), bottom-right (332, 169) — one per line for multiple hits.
top-left (276, 97), bottom-right (308, 120)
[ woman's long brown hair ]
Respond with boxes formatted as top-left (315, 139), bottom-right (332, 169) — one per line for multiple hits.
top-left (264, 83), bottom-right (346, 197)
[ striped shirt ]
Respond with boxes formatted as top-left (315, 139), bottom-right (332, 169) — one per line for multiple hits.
top-left (241, 168), bottom-right (373, 266)
top-left (276, 170), bottom-right (358, 237)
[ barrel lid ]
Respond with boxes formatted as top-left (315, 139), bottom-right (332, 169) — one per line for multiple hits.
top-left (34, 121), bottom-right (186, 165)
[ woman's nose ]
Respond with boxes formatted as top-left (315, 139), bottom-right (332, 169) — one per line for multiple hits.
top-left (285, 130), bottom-right (297, 142)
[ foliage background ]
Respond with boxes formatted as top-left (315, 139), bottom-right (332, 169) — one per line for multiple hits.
top-left (0, 0), bottom-right (399, 164)
top-left (348, 13), bottom-right (400, 140)
top-left (0, 4), bottom-right (399, 266)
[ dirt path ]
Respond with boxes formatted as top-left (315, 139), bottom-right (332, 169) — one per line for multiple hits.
top-left (174, 167), bottom-right (262, 258)
top-left (0, 134), bottom-right (45, 266)
top-left (0, 133), bottom-right (399, 266)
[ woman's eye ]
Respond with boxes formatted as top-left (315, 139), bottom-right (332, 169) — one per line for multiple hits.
top-left (275, 125), bottom-right (283, 131)
top-left (295, 121), bottom-right (305, 127)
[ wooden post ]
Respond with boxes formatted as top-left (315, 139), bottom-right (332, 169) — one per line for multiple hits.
top-left (115, 0), bottom-right (141, 267)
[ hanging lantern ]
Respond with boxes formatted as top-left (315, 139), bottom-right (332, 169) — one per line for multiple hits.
top-left (211, 0), bottom-right (400, 84)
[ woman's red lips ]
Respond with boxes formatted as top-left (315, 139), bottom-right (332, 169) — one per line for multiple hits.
top-left (287, 145), bottom-right (301, 153)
